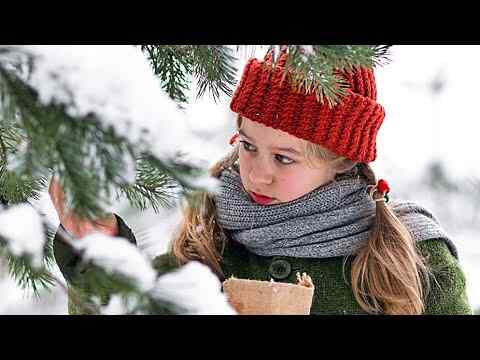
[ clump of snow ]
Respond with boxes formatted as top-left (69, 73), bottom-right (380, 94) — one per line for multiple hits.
top-left (151, 261), bottom-right (236, 315)
top-left (6, 45), bottom-right (191, 162)
top-left (123, 204), bottom-right (183, 260)
top-left (69, 233), bottom-right (235, 314)
top-left (299, 45), bottom-right (314, 56)
top-left (74, 233), bottom-right (157, 292)
top-left (11, 45), bottom-right (227, 192)
top-left (187, 172), bottom-right (222, 194)
top-left (0, 272), bottom-right (68, 314)
top-left (100, 294), bottom-right (130, 315)
top-left (0, 204), bottom-right (45, 268)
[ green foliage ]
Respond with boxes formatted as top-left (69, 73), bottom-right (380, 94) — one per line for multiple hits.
top-left (0, 48), bottom-right (206, 220)
top-left (0, 170), bottom-right (46, 204)
top-left (0, 46), bottom-right (206, 298)
top-left (141, 45), bottom-right (237, 105)
top-left (117, 155), bottom-right (179, 212)
top-left (142, 45), bottom-right (392, 108)
top-left (67, 261), bottom-right (182, 315)
top-left (0, 44), bottom-right (392, 311)
top-left (53, 229), bottom-right (184, 315)
top-left (1, 44), bottom-right (391, 220)
top-left (0, 220), bottom-right (185, 314)
top-left (0, 63), bottom-right (47, 204)
top-left (141, 45), bottom-right (193, 104)
top-left (270, 45), bottom-right (392, 106)
top-left (190, 45), bottom-right (237, 101)
top-left (0, 224), bottom-right (56, 297)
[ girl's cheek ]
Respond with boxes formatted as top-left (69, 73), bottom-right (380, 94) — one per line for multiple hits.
top-left (277, 171), bottom-right (314, 201)
top-left (276, 176), bottom-right (303, 200)
top-left (238, 154), bottom-right (251, 185)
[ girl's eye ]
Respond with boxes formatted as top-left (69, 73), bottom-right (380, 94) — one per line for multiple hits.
top-left (240, 140), bottom-right (295, 165)
top-left (239, 140), bottom-right (256, 152)
top-left (275, 154), bottom-right (294, 165)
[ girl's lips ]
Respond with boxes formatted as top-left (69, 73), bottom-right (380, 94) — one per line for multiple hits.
top-left (250, 191), bottom-right (274, 205)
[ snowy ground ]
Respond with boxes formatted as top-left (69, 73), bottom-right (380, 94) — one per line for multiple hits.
top-left (1, 45), bottom-right (478, 314)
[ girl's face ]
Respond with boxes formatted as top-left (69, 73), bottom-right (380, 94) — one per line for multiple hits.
top-left (238, 117), bottom-right (336, 205)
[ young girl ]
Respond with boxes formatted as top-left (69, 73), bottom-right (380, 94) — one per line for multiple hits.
top-left (52, 50), bottom-right (472, 315)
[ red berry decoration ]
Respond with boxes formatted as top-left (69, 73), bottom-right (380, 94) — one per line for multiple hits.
top-left (377, 179), bottom-right (390, 194)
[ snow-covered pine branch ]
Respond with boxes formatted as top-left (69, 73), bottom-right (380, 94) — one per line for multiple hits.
top-left (0, 45), bottom-right (221, 220)
top-left (0, 44), bottom-right (391, 312)
top-left (68, 231), bottom-right (236, 315)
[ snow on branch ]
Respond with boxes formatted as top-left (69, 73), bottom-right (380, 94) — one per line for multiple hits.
top-left (151, 261), bottom-right (236, 315)
top-left (14, 45), bottom-right (195, 161)
top-left (74, 232), bottom-right (236, 314)
top-left (0, 204), bottom-right (46, 268)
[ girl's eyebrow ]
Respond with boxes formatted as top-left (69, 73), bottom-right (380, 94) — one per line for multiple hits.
top-left (238, 129), bottom-right (303, 156)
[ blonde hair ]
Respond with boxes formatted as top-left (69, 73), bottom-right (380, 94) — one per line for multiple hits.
top-left (170, 116), bottom-right (430, 315)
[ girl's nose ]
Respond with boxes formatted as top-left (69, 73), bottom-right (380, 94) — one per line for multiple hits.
top-left (248, 159), bottom-right (273, 186)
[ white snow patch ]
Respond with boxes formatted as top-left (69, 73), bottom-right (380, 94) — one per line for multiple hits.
top-left (188, 172), bottom-right (222, 193)
top-left (9, 45), bottom-right (195, 161)
top-left (0, 204), bottom-right (45, 268)
top-left (151, 261), bottom-right (236, 315)
top-left (100, 294), bottom-right (130, 315)
top-left (300, 45), bottom-right (314, 56)
top-left (74, 233), bottom-right (156, 292)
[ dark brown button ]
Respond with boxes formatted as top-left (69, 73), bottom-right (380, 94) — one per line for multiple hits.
top-left (268, 259), bottom-right (291, 280)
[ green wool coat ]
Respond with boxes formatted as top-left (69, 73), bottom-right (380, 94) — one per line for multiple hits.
top-left (54, 215), bottom-right (473, 315)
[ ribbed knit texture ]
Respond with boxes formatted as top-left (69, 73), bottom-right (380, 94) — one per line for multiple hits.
top-left (214, 166), bottom-right (458, 259)
top-left (230, 51), bottom-right (386, 162)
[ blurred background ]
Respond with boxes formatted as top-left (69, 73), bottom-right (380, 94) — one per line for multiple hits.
top-left (1, 45), bottom-right (478, 314)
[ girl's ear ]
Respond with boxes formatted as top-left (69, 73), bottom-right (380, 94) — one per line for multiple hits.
top-left (229, 132), bottom-right (240, 146)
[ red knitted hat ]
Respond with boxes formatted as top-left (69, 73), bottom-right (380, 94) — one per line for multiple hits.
top-left (230, 50), bottom-right (386, 163)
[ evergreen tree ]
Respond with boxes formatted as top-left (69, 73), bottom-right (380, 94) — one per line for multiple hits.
top-left (0, 45), bottom-right (391, 314)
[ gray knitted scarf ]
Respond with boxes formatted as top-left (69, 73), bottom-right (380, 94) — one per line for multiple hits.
top-left (214, 166), bottom-right (457, 259)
